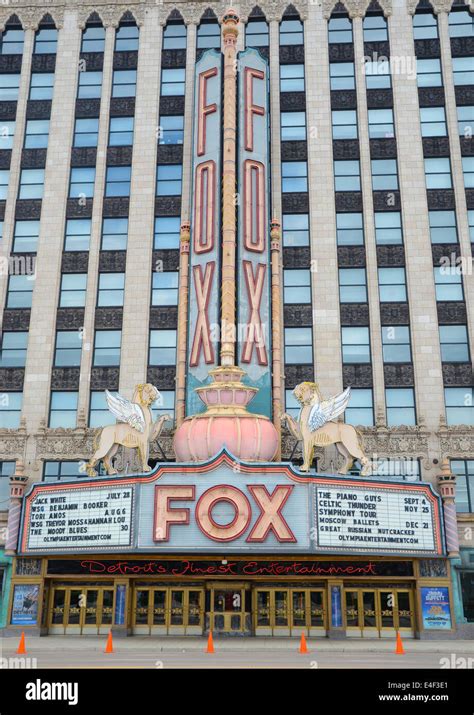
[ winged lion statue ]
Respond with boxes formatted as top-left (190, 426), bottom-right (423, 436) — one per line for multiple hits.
top-left (85, 383), bottom-right (172, 476)
top-left (281, 381), bottom-right (371, 475)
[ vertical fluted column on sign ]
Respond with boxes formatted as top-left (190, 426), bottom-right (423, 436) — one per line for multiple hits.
top-left (5, 460), bottom-right (28, 555)
top-left (438, 459), bottom-right (460, 558)
top-left (175, 222), bottom-right (190, 427)
top-left (270, 219), bottom-right (283, 459)
top-left (220, 8), bottom-right (239, 367)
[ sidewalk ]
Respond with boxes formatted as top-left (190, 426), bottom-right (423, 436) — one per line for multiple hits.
top-left (2, 635), bottom-right (474, 653)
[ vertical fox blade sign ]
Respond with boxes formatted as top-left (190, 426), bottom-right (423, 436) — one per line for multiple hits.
top-left (237, 50), bottom-right (271, 417)
top-left (187, 50), bottom-right (223, 415)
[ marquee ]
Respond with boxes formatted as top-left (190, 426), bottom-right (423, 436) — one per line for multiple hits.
top-left (18, 450), bottom-right (445, 558)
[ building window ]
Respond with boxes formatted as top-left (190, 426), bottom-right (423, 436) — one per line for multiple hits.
top-left (93, 330), bottom-right (121, 366)
top-left (81, 25), bottom-right (106, 53)
top-left (43, 461), bottom-right (86, 481)
top-left (112, 69), bottom-right (137, 98)
top-left (69, 167), bottom-right (96, 198)
top-left (162, 22), bottom-right (186, 50)
top-left (281, 161), bottom-right (308, 192)
top-left (59, 274), bottom-right (87, 307)
top-left (0, 169), bottom-right (9, 199)
top-left (378, 267), bottom-right (407, 302)
top-left (97, 273), bottom-right (125, 307)
top-left (334, 160), bottom-right (360, 191)
top-left (463, 157), bottom-right (474, 189)
top-left (451, 460), bottom-right (474, 513)
top-left (368, 108), bottom-right (394, 138)
top-left (29, 72), bottom-right (54, 100)
top-left (0, 332), bottom-right (28, 367)
top-left (89, 391), bottom-right (115, 428)
top-left (439, 325), bottom-right (470, 362)
top-left (434, 266), bottom-right (463, 301)
top-left (284, 327), bottom-right (313, 364)
top-left (424, 157), bottom-right (452, 189)
top-left (339, 268), bottom-right (367, 303)
top-left (452, 57), bottom-right (473, 86)
top-left (73, 118), bottom-right (99, 148)
top-left (109, 116), bottom-right (134, 146)
top-left (371, 458), bottom-right (421, 481)
top-left (13, 220), bottom-right (40, 253)
top-left (102, 217), bottom-right (128, 250)
top-left (382, 325), bottom-right (412, 362)
top-left (160, 68), bottom-right (185, 96)
top-left (416, 58), bottom-right (443, 88)
top-left (115, 24), bottom-right (139, 52)
top-left (0, 393), bottom-right (22, 428)
top-left (429, 210), bottom-right (457, 244)
top-left (18, 169), bottom-right (44, 200)
top-left (328, 16), bottom-right (353, 44)
top-left (375, 212), bottom-right (402, 245)
top-left (280, 17), bottom-right (303, 45)
top-left (0, 461), bottom-right (15, 505)
top-left (420, 107), bottom-right (447, 137)
top-left (342, 327), bottom-right (370, 363)
top-left (24, 119), bottom-right (49, 149)
top-left (54, 331), bottom-right (82, 367)
top-left (363, 14), bottom-right (388, 41)
top-left (283, 269), bottom-right (311, 304)
top-left (336, 213), bottom-right (364, 246)
top-left (154, 216), bottom-right (180, 249)
top-left (151, 271), bottom-right (179, 306)
top-left (152, 390), bottom-right (175, 419)
top-left (77, 70), bottom-right (103, 99)
top-left (245, 18), bottom-right (269, 48)
top-left (285, 389), bottom-right (300, 418)
top-left (457, 105), bottom-right (473, 138)
top-left (281, 112), bottom-right (306, 141)
top-left (0, 73), bottom-right (20, 101)
top-left (332, 109), bottom-right (358, 140)
top-left (330, 62), bottom-right (355, 90)
top-left (0, 120), bottom-right (15, 149)
top-left (158, 115), bottom-right (184, 144)
top-left (6, 276), bottom-right (33, 309)
top-left (364, 58), bottom-right (391, 89)
top-left (280, 64), bottom-right (304, 92)
top-left (149, 329), bottom-right (177, 365)
top-left (445, 387), bottom-right (473, 426)
top-left (105, 165), bottom-right (131, 197)
top-left (0, 27), bottom-right (25, 55)
top-left (34, 26), bottom-right (58, 54)
top-left (197, 20), bottom-right (220, 49)
top-left (386, 388), bottom-right (416, 426)
top-left (448, 9), bottom-right (474, 38)
top-left (345, 388), bottom-right (374, 427)
top-left (65, 218), bottom-right (91, 252)
top-left (282, 214), bottom-right (309, 247)
top-left (413, 12), bottom-right (438, 40)
top-left (49, 391), bottom-right (78, 428)
top-left (156, 164), bottom-right (182, 196)
top-left (371, 159), bottom-right (398, 190)
top-left (469, 209), bottom-right (474, 243)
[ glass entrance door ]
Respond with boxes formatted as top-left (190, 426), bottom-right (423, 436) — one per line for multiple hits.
top-left (48, 586), bottom-right (114, 635)
top-left (210, 587), bottom-right (247, 634)
top-left (254, 588), bottom-right (327, 636)
top-left (132, 587), bottom-right (204, 635)
top-left (344, 588), bottom-right (415, 638)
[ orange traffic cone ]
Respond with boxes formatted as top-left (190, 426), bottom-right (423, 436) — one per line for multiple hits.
top-left (206, 631), bottom-right (215, 654)
top-left (16, 631), bottom-right (26, 655)
top-left (299, 632), bottom-right (309, 654)
top-left (105, 630), bottom-right (114, 654)
top-left (395, 631), bottom-right (405, 655)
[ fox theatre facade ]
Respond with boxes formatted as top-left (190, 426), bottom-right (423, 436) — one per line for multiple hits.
top-left (8, 450), bottom-right (454, 639)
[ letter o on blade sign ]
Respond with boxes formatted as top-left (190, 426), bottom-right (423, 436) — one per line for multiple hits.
top-left (196, 485), bottom-right (251, 541)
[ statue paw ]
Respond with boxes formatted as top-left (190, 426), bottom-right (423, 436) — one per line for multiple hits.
top-left (142, 465), bottom-right (152, 472)
top-left (107, 468), bottom-right (118, 476)
top-left (86, 467), bottom-right (98, 477)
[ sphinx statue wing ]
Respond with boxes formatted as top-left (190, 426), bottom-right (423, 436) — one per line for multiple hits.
top-left (308, 387), bottom-right (351, 432)
top-left (105, 390), bottom-right (146, 433)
